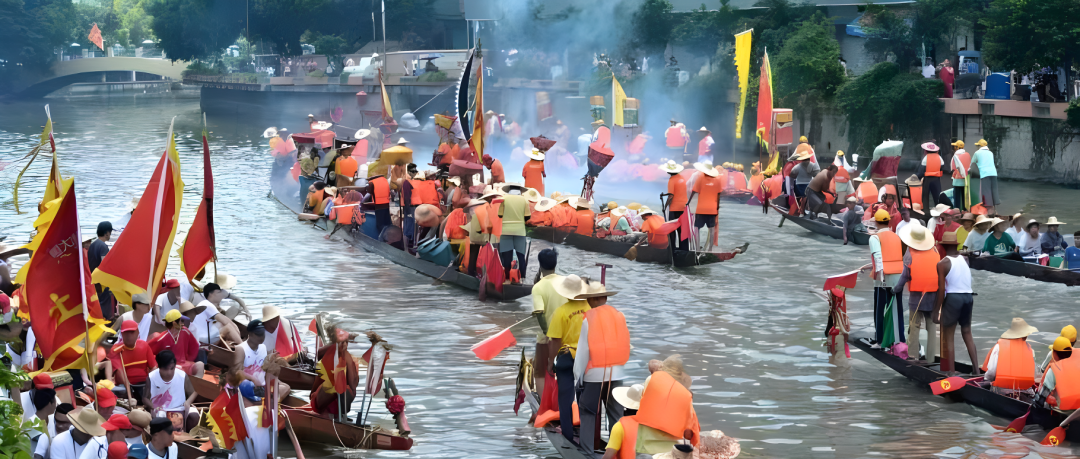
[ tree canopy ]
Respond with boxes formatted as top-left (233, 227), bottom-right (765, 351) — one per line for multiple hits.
top-left (773, 14), bottom-right (846, 145)
top-left (146, 0), bottom-right (244, 61)
top-left (836, 62), bottom-right (944, 155)
top-left (981, 0), bottom-right (1080, 72)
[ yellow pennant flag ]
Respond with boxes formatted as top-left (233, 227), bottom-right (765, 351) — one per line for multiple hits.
top-left (612, 76), bottom-right (627, 127)
top-left (733, 29), bottom-right (753, 139)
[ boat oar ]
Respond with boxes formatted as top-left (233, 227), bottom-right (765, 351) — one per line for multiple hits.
top-left (930, 376), bottom-right (979, 395)
top-left (1041, 426), bottom-right (1067, 446)
top-left (1002, 410), bottom-right (1030, 433)
top-left (624, 237), bottom-right (646, 261)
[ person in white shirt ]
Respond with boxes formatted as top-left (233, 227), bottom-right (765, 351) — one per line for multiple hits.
top-left (152, 279), bottom-right (193, 324)
top-left (27, 387), bottom-right (57, 458)
top-left (34, 403), bottom-right (74, 459)
top-left (116, 293), bottom-right (153, 341)
top-left (571, 282), bottom-right (628, 454)
top-left (1004, 213), bottom-right (1025, 243)
top-left (233, 380), bottom-right (271, 459)
top-left (181, 283), bottom-right (241, 347)
top-left (145, 418), bottom-right (178, 459)
top-left (146, 351), bottom-right (199, 431)
top-left (235, 320), bottom-right (268, 386)
top-left (961, 215), bottom-right (994, 253)
top-left (1016, 219), bottom-right (1043, 258)
top-left (51, 408), bottom-right (107, 459)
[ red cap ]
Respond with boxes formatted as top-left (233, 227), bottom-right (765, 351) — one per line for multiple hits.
top-left (32, 373), bottom-right (54, 390)
top-left (102, 413), bottom-right (134, 431)
top-left (121, 320), bottom-right (139, 333)
top-left (96, 387), bottom-right (117, 407)
top-left (107, 441), bottom-right (128, 459)
top-left (165, 279), bottom-right (181, 289)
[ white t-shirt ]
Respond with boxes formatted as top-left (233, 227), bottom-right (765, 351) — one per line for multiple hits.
top-left (146, 443), bottom-right (178, 459)
top-left (148, 368), bottom-right (187, 412)
top-left (154, 284), bottom-right (196, 319)
top-left (120, 310), bottom-right (153, 342)
top-left (75, 436), bottom-right (109, 459)
top-left (49, 430), bottom-right (102, 459)
top-left (190, 301), bottom-right (221, 345)
top-left (1017, 232), bottom-right (1043, 256)
top-left (241, 342), bottom-right (267, 386)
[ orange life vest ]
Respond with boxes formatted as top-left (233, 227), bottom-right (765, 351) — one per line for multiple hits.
top-left (444, 208), bottom-right (469, 240)
top-left (336, 156), bottom-right (358, 179)
top-left (834, 167), bottom-right (850, 184)
top-left (981, 339), bottom-right (1036, 390)
top-left (642, 214), bottom-right (668, 248)
top-left (617, 417), bottom-right (641, 459)
top-left (575, 209), bottom-right (595, 236)
top-left (489, 197), bottom-right (504, 237)
top-left (370, 176), bottom-right (390, 205)
top-left (909, 248), bottom-right (940, 292)
top-left (530, 210), bottom-right (553, 227)
top-left (857, 181), bottom-right (878, 205)
top-left (584, 305), bottom-right (630, 370)
top-left (637, 371), bottom-right (699, 445)
top-left (878, 230), bottom-right (903, 275)
top-left (407, 180), bottom-right (425, 206)
top-left (952, 151), bottom-right (971, 180)
top-left (667, 174), bottom-right (688, 211)
top-left (474, 203), bottom-right (492, 235)
top-left (1050, 356), bottom-right (1080, 410)
top-left (418, 181), bottom-right (439, 206)
top-left (925, 153), bottom-right (943, 177)
top-left (610, 215), bottom-right (628, 236)
top-left (907, 186), bottom-right (923, 208)
top-left (307, 189), bottom-right (326, 213)
top-left (665, 126), bottom-right (686, 148)
top-left (330, 202), bottom-right (358, 225)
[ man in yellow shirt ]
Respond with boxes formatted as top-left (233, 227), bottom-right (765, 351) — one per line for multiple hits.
top-left (530, 249), bottom-right (562, 392)
top-left (546, 274), bottom-right (589, 444)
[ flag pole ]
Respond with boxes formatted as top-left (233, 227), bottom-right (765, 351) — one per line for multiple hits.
top-left (73, 181), bottom-right (98, 383)
top-left (205, 113), bottom-right (219, 283)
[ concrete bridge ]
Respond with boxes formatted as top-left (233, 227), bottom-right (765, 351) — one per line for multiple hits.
top-left (13, 57), bottom-right (189, 98)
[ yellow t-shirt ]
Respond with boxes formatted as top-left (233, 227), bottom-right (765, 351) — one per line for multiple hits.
top-left (546, 300), bottom-right (590, 357)
top-left (956, 226), bottom-right (969, 248)
top-left (606, 421), bottom-right (679, 454)
top-left (499, 194), bottom-right (529, 236)
top-left (531, 274), bottom-right (567, 342)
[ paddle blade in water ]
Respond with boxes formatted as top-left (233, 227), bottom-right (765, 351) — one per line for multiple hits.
top-left (1041, 427), bottom-right (1066, 446)
top-left (930, 376), bottom-right (967, 395)
top-left (1005, 412), bottom-right (1029, 433)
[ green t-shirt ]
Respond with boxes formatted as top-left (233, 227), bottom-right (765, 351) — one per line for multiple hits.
top-left (983, 232), bottom-right (1016, 257)
top-left (499, 194), bottom-right (529, 236)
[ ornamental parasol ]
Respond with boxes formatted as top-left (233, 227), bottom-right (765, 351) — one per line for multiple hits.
top-left (449, 159), bottom-right (483, 177)
top-left (530, 136), bottom-right (557, 152)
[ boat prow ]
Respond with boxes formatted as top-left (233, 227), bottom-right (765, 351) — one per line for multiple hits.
top-left (769, 201), bottom-right (870, 245)
top-left (526, 226), bottom-right (748, 268)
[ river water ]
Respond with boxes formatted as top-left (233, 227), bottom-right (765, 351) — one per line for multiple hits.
top-left (3, 94), bottom-right (1080, 459)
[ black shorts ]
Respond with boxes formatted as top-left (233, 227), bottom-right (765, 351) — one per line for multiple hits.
top-left (940, 293), bottom-right (973, 327)
top-left (694, 214), bottom-right (716, 228)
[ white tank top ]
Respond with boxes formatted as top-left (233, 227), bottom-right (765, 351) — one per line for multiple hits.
top-left (148, 368), bottom-right (187, 412)
top-left (944, 255), bottom-right (973, 294)
top-left (242, 342), bottom-right (267, 386)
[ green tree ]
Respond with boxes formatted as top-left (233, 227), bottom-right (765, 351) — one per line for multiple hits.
top-left (626, 0), bottom-right (674, 59)
top-left (773, 14), bottom-right (846, 149)
top-left (911, 0), bottom-right (980, 65)
top-left (981, 0), bottom-right (1080, 77)
top-left (672, 1), bottom-right (737, 59)
top-left (861, 4), bottom-right (920, 69)
top-left (146, 0), bottom-right (244, 61)
top-left (837, 62), bottom-right (944, 155)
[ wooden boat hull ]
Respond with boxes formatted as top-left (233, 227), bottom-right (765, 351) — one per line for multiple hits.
top-left (285, 408), bottom-right (414, 450)
top-left (965, 254), bottom-right (1080, 286)
top-left (270, 187), bottom-right (532, 301)
top-left (849, 331), bottom-right (1080, 440)
top-left (770, 202), bottom-right (871, 245)
top-left (526, 226), bottom-right (746, 268)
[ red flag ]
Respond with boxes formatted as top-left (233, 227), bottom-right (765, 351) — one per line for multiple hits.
top-left (92, 123), bottom-right (184, 305)
top-left (208, 390), bottom-right (247, 448)
top-left (655, 219), bottom-right (681, 236)
top-left (178, 118), bottom-right (215, 282)
top-left (317, 341), bottom-right (353, 395)
top-left (678, 211), bottom-right (692, 241)
top-left (25, 180), bottom-right (112, 372)
top-left (88, 24), bottom-right (103, 51)
top-left (755, 51), bottom-right (773, 150)
top-left (471, 327), bottom-right (516, 360)
top-left (823, 270), bottom-right (859, 291)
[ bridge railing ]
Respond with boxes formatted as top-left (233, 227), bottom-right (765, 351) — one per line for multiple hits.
top-left (182, 74), bottom-right (270, 85)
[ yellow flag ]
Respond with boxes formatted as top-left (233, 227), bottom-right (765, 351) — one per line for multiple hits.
top-left (612, 76), bottom-right (627, 127)
top-left (733, 29), bottom-right (753, 139)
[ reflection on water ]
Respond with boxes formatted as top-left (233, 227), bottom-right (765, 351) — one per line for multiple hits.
top-left (3, 95), bottom-right (1080, 458)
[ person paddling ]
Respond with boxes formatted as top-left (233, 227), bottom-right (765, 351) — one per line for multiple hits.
top-left (982, 318), bottom-right (1038, 396)
top-left (1036, 338), bottom-right (1080, 427)
top-left (932, 232), bottom-right (977, 375)
top-left (1039, 325), bottom-right (1077, 372)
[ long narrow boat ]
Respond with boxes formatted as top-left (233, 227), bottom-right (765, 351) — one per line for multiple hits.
top-left (526, 226), bottom-right (747, 268)
top-left (849, 330), bottom-right (1080, 441)
top-left (519, 360), bottom-right (599, 459)
top-left (769, 202), bottom-right (871, 245)
top-left (965, 254), bottom-right (1080, 286)
top-left (269, 186), bottom-right (533, 301)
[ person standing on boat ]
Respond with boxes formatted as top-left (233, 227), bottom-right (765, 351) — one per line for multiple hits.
top-left (573, 281), bottom-right (629, 454)
top-left (1040, 217), bottom-right (1069, 258)
top-left (545, 275), bottom-right (590, 445)
top-left (522, 148), bottom-right (546, 196)
top-left (949, 140), bottom-right (971, 210)
top-left (932, 232), bottom-right (978, 375)
top-left (868, 210), bottom-right (904, 348)
top-left (334, 149), bottom-right (359, 188)
top-left (363, 173), bottom-right (392, 236)
top-left (498, 184), bottom-right (531, 279)
top-left (660, 161), bottom-right (689, 251)
top-left (982, 318), bottom-right (1038, 396)
top-left (482, 154), bottom-right (505, 184)
top-left (916, 142), bottom-right (947, 208)
top-left (970, 139), bottom-right (999, 216)
top-left (894, 222), bottom-right (940, 363)
top-left (696, 127), bottom-right (714, 163)
top-left (805, 165), bottom-right (837, 222)
top-left (89, 221), bottom-right (116, 320)
top-left (687, 162), bottom-right (723, 252)
top-left (530, 249), bottom-right (562, 393)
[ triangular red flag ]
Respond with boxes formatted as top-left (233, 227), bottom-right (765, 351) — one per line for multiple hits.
top-left (823, 270), bottom-right (859, 291)
top-left (471, 327), bottom-right (516, 360)
top-left (88, 24), bottom-right (103, 51)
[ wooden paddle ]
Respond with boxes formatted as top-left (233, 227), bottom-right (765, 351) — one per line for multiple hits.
top-left (623, 237), bottom-right (647, 261)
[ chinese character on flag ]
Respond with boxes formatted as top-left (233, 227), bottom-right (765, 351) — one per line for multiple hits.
top-left (88, 23), bottom-right (103, 51)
